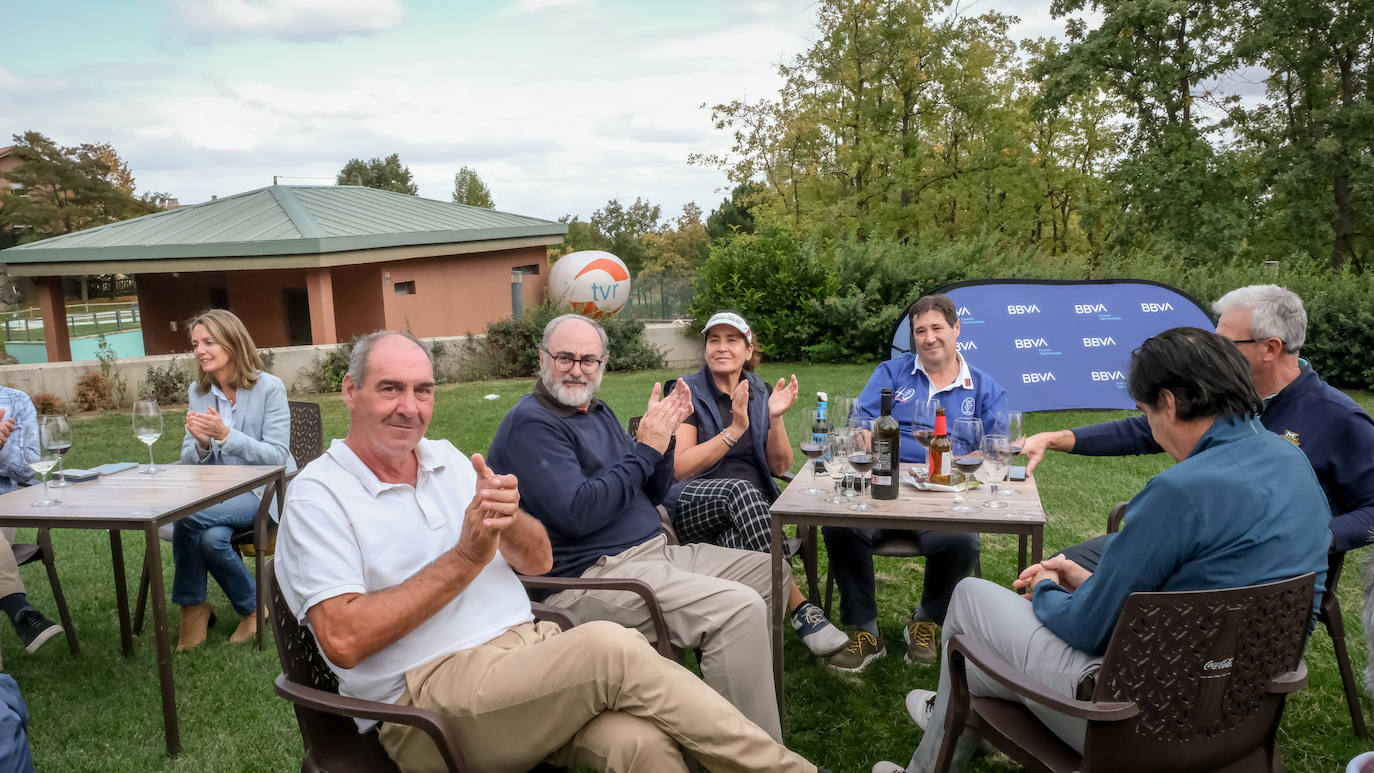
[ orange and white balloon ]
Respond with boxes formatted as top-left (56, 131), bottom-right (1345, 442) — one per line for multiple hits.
top-left (548, 250), bottom-right (631, 318)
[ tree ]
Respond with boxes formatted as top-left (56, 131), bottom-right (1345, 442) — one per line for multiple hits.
top-left (451, 166), bottom-right (495, 208)
top-left (589, 197), bottom-right (662, 273)
top-left (642, 202), bottom-right (710, 275)
top-left (335, 153), bottom-right (418, 195)
top-left (0, 131), bottom-right (157, 243)
top-left (706, 182), bottom-right (764, 240)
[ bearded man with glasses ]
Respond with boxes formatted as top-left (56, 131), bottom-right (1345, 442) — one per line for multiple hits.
top-left (487, 313), bottom-right (789, 744)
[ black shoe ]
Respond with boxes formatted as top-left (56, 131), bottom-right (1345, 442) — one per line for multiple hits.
top-left (15, 608), bottom-right (62, 654)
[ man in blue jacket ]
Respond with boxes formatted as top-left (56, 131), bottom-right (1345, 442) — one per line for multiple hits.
top-left (872, 327), bottom-right (1331, 773)
top-left (1022, 284), bottom-right (1374, 566)
top-left (487, 314), bottom-right (785, 743)
top-left (0, 386), bottom-right (63, 659)
top-left (825, 294), bottom-right (1007, 669)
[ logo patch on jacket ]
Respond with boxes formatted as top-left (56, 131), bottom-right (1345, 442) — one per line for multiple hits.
top-left (961, 397), bottom-right (975, 416)
top-left (1282, 429), bottom-right (1300, 447)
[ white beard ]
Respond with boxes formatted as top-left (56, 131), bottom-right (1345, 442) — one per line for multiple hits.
top-left (541, 366), bottom-right (601, 408)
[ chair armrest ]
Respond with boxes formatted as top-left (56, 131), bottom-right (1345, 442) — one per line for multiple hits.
top-left (274, 674), bottom-right (467, 771)
top-left (531, 601), bottom-right (579, 631)
top-left (947, 635), bottom-right (1139, 721)
top-left (518, 575), bottom-right (675, 659)
top-left (1105, 502), bottom-right (1128, 534)
top-left (1269, 661), bottom-right (1307, 694)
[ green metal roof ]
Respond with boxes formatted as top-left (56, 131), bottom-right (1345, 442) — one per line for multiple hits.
top-left (0, 185), bottom-right (568, 264)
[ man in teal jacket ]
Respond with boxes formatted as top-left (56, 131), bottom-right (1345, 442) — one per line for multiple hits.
top-left (874, 327), bottom-right (1331, 773)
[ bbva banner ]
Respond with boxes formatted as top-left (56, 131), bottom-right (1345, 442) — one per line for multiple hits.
top-left (888, 280), bottom-right (1214, 412)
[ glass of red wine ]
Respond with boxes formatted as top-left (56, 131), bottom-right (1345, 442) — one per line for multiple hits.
top-left (911, 396), bottom-right (938, 479)
top-left (847, 421), bottom-right (877, 512)
top-left (950, 417), bottom-right (983, 513)
top-left (42, 414), bottom-right (73, 488)
top-left (795, 408), bottom-right (829, 496)
top-left (996, 410), bottom-right (1025, 496)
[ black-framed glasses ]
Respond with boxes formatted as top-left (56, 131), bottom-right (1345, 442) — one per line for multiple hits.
top-left (1228, 338), bottom-right (1259, 345)
top-left (543, 348), bottom-right (604, 371)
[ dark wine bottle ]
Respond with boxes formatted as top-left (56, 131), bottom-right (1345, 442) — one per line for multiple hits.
top-left (871, 388), bottom-right (900, 499)
top-left (928, 407), bottom-right (952, 485)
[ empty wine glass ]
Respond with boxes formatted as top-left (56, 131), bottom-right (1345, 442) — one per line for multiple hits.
top-left (132, 400), bottom-right (163, 474)
top-left (826, 428), bottom-right (853, 504)
top-left (911, 396), bottom-right (939, 479)
top-left (29, 443), bottom-right (60, 507)
top-left (42, 414), bottom-right (73, 488)
top-left (847, 422), bottom-right (876, 512)
top-left (996, 410), bottom-right (1025, 496)
top-left (950, 417), bottom-right (983, 514)
top-left (980, 434), bottom-right (1010, 509)
top-left (794, 407), bottom-right (829, 496)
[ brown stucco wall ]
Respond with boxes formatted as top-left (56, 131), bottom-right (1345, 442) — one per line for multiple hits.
top-left (379, 245), bottom-right (549, 337)
top-left (331, 264), bottom-right (386, 341)
top-left (137, 269), bottom-right (308, 354)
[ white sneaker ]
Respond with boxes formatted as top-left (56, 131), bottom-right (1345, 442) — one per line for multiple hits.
top-left (791, 601), bottom-right (849, 656)
top-left (871, 763), bottom-right (905, 773)
top-left (905, 688), bottom-right (937, 730)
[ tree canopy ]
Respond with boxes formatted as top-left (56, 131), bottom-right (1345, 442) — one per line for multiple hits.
top-left (335, 153), bottom-right (418, 195)
top-left (451, 166), bottom-right (494, 208)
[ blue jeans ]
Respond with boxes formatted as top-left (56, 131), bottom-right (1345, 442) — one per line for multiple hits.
top-left (170, 491), bottom-right (259, 617)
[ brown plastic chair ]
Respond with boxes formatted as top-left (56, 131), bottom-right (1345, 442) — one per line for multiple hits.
top-left (133, 400), bottom-right (325, 649)
top-left (11, 528), bottom-right (79, 654)
top-left (269, 560), bottom-right (571, 772)
top-left (1106, 502), bottom-right (1366, 738)
top-left (936, 573), bottom-right (1316, 773)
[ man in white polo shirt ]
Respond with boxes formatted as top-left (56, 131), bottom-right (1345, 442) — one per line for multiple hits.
top-left (275, 330), bottom-right (823, 773)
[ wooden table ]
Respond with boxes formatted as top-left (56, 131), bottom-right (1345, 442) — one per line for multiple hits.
top-left (0, 464), bottom-right (286, 755)
top-left (768, 463), bottom-right (1045, 705)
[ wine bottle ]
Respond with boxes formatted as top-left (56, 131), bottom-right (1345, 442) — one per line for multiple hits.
top-left (811, 392), bottom-right (831, 445)
top-left (928, 406), bottom-right (952, 485)
top-left (871, 388), bottom-right (900, 499)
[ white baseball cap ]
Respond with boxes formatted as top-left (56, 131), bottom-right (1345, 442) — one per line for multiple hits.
top-left (702, 311), bottom-right (752, 344)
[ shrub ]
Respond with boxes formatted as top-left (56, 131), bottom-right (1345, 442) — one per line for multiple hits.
top-left (305, 338), bottom-right (360, 394)
top-left (141, 357), bottom-right (194, 405)
top-left (75, 371), bottom-right (113, 412)
top-left (457, 301), bottom-right (664, 381)
top-left (258, 348), bottom-right (277, 374)
top-left (32, 392), bottom-right (65, 415)
top-left (95, 332), bottom-right (128, 407)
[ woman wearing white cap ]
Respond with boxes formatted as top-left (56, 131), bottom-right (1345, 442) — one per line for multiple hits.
top-left (663, 310), bottom-right (848, 657)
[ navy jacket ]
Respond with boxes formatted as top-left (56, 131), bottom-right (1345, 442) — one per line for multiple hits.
top-left (1073, 366), bottom-right (1374, 552)
top-left (663, 366), bottom-right (779, 513)
top-left (487, 379), bottom-right (669, 579)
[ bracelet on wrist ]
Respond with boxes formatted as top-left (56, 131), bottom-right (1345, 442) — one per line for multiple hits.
top-left (720, 430), bottom-right (738, 447)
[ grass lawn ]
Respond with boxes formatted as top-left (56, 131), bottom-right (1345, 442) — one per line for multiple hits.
top-left (5, 364), bottom-right (1371, 772)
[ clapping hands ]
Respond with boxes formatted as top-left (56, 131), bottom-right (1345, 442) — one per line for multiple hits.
top-left (186, 407), bottom-right (230, 447)
top-left (454, 453), bottom-right (522, 568)
top-left (637, 380), bottom-right (694, 453)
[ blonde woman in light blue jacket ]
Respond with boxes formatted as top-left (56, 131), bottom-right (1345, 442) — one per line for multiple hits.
top-left (174, 309), bottom-right (296, 650)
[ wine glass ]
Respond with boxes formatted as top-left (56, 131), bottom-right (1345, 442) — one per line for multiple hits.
top-left (42, 414), bottom-right (73, 488)
top-left (826, 428), bottom-right (853, 504)
top-left (996, 410), bottom-right (1025, 496)
top-left (911, 396), bottom-right (939, 479)
top-left (980, 435), bottom-right (1010, 509)
top-left (29, 443), bottom-right (60, 507)
top-left (847, 422), bottom-right (876, 512)
top-left (950, 417), bottom-right (984, 514)
top-left (794, 407), bottom-right (829, 496)
top-left (132, 401), bottom-right (163, 474)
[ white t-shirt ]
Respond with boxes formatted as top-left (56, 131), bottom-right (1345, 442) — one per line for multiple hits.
top-left (275, 438), bottom-right (534, 728)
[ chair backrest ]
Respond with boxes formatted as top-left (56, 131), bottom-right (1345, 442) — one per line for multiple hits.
top-left (1083, 573), bottom-right (1315, 772)
top-left (288, 401), bottom-right (325, 469)
top-left (267, 560), bottom-right (401, 773)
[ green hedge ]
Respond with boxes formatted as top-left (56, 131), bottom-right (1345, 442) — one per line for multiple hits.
top-left (459, 301), bottom-right (665, 381)
top-left (690, 228), bottom-right (1374, 390)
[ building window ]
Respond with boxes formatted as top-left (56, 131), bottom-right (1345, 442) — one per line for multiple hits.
top-left (209, 287), bottom-right (229, 308)
top-left (394, 281), bottom-right (416, 295)
top-left (514, 264), bottom-right (539, 275)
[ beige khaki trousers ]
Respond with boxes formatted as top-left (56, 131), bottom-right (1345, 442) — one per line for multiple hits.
top-left (0, 529), bottom-right (25, 600)
top-left (542, 534), bottom-right (780, 741)
top-left (378, 620), bottom-right (814, 773)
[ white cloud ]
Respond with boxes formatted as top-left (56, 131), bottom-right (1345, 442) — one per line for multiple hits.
top-left (171, 0), bottom-right (405, 42)
top-left (501, 0), bottom-right (595, 16)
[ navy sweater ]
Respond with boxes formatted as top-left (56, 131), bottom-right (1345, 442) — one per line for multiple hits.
top-left (487, 380), bottom-right (671, 578)
top-left (1072, 366), bottom-right (1374, 552)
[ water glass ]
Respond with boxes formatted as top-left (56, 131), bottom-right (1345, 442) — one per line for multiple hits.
top-left (997, 410), bottom-right (1025, 496)
top-left (29, 443), bottom-right (60, 507)
top-left (826, 428), bottom-right (852, 504)
top-left (980, 435), bottom-right (1010, 509)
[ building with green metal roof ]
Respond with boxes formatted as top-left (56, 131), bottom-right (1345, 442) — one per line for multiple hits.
top-left (0, 185), bottom-right (566, 361)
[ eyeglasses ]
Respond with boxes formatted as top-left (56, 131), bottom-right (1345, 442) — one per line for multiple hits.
top-left (543, 348), bottom-right (604, 371)
top-left (1228, 339), bottom-right (1259, 345)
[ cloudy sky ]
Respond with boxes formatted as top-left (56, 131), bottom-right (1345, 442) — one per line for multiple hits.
top-left (4, 0), bottom-right (1080, 223)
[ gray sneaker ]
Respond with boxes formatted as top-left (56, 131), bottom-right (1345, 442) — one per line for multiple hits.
top-left (791, 601), bottom-right (849, 656)
top-left (827, 631), bottom-right (886, 672)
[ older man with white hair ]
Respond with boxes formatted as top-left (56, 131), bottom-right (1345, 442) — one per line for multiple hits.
top-left (1023, 284), bottom-right (1374, 566)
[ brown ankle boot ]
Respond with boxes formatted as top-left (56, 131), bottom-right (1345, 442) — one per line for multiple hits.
top-left (229, 612), bottom-right (258, 644)
top-left (177, 603), bottom-right (215, 651)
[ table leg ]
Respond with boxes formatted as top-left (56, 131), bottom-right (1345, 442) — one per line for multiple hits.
top-left (1031, 526), bottom-right (1044, 565)
top-left (109, 530), bottom-right (133, 657)
top-left (252, 475), bottom-right (280, 651)
top-left (145, 526), bottom-right (181, 755)
top-left (770, 518), bottom-right (785, 717)
top-left (1017, 534), bottom-right (1028, 574)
